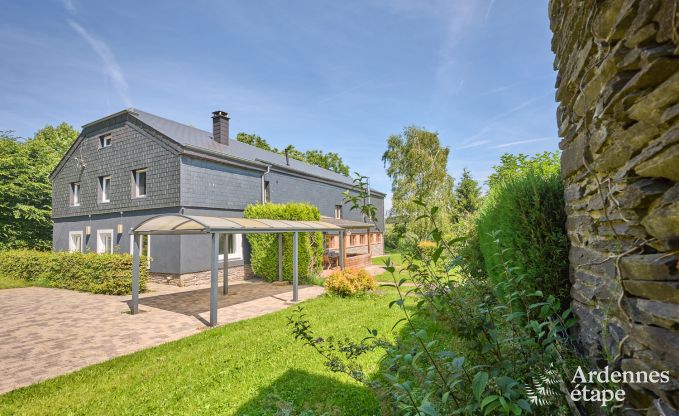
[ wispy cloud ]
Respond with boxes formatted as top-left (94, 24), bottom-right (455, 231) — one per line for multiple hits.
top-left (477, 74), bottom-right (554, 97)
top-left (68, 20), bottom-right (131, 107)
top-left (485, 0), bottom-right (496, 21)
top-left (489, 137), bottom-right (552, 149)
top-left (436, 2), bottom-right (480, 94)
top-left (486, 93), bottom-right (551, 123)
top-left (317, 80), bottom-right (402, 105)
top-left (382, 1), bottom-right (481, 95)
top-left (458, 92), bottom-right (552, 145)
top-left (456, 139), bottom-right (490, 150)
top-left (477, 80), bottom-right (523, 97)
top-left (63, 0), bottom-right (76, 13)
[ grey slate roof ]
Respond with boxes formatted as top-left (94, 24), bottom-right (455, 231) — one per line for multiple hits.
top-left (127, 108), bottom-right (366, 189)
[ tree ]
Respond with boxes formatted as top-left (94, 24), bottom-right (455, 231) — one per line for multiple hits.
top-left (236, 132), bottom-right (351, 175)
top-left (235, 132), bottom-right (277, 152)
top-left (382, 126), bottom-right (454, 238)
top-left (454, 168), bottom-right (481, 217)
top-left (487, 151), bottom-right (560, 190)
top-left (303, 150), bottom-right (350, 175)
top-left (0, 123), bottom-right (79, 250)
top-left (282, 144), bottom-right (306, 162)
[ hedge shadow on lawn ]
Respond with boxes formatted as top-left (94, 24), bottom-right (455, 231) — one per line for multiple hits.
top-left (234, 369), bottom-right (380, 415)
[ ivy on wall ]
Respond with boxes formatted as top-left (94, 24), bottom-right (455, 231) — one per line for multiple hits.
top-left (244, 202), bottom-right (323, 281)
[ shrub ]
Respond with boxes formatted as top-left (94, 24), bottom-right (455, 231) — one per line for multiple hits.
top-left (0, 250), bottom-right (148, 295)
top-left (323, 269), bottom-right (377, 297)
top-left (396, 231), bottom-right (419, 257)
top-left (451, 212), bottom-right (485, 279)
top-left (476, 170), bottom-right (569, 305)
top-left (244, 202), bottom-right (323, 282)
top-left (416, 240), bottom-right (436, 257)
top-left (383, 229), bottom-right (400, 250)
top-left (290, 205), bottom-right (583, 415)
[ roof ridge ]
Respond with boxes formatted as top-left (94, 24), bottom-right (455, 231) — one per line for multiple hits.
top-left (103, 108), bottom-right (384, 194)
top-left (130, 108), bottom-right (354, 180)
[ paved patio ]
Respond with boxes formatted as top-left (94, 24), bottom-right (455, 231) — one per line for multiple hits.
top-left (0, 280), bottom-right (324, 394)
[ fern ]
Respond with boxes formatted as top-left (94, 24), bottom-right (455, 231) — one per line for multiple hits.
top-left (525, 366), bottom-right (562, 406)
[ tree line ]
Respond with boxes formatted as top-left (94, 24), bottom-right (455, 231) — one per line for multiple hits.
top-left (236, 132), bottom-right (350, 175)
top-left (382, 125), bottom-right (560, 243)
top-left (0, 124), bottom-right (79, 250)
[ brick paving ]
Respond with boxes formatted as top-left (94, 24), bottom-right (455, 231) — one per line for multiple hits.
top-left (0, 281), bottom-right (324, 394)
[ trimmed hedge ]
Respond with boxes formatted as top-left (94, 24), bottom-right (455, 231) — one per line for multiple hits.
top-left (0, 250), bottom-right (148, 295)
top-left (244, 203), bottom-right (323, 282)
top-left (476, 171), bottom-right (569, 305)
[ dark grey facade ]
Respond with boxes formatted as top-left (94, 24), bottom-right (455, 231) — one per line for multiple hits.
top-left (51, 108), bottom-right (386, 276)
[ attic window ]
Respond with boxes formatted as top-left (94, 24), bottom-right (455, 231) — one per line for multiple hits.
top-left (133, 169), bottom-right (147, 198)
top-left (70, 182), bottom-right (80, 206)
top-left (99, 176), bottom-right (111, 203)
top-left (99, 134), bottom-right (112, 148)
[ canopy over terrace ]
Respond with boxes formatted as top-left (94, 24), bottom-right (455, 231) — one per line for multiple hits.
top-left (130, 214), bottom-right (344, 326)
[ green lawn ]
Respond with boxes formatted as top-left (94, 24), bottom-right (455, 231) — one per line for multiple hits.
top-left (371, 250), bottom-right (413, 283)
top-left (0, 275), bottom-right (42, 290)
top-left (0, 290), bottom-right (404, 416)
top-left (371, 249), bottom-right (402, 267)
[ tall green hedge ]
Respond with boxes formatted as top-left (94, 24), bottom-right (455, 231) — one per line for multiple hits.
top-left (244, 203), bottom-right (323, 282)
top-left (476, 171), bottom-right (569, 304)
top-left (0, 250), bottom-right (148, 295)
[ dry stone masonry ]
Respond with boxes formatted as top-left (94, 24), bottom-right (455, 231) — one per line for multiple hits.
top-left (151, 265), bottom-right (255, 286)
top-left (549, 0), bottom-right (679, 412)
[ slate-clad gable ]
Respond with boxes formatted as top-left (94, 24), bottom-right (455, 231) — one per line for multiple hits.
top-left (51, 118), bottom-right (180, 218)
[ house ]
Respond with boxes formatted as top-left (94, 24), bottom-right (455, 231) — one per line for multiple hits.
top-left (50, 109), bottom-right (385, 284)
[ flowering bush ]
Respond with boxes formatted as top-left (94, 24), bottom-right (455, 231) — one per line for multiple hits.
top-left (323, 269), bottom-right (377, 297)
top-left (417, 240), bottom-right (437, 258)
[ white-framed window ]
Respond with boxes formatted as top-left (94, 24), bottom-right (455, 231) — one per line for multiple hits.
top-left (70, 182), bottom-right (80, 206)
top-left (130, 234), bottom-right (151, 268)
top-left (133, 168), bottom-right (147, 198)
top-left (97, 229), bottom-right (114, 254)
top-left (69, 231), bottom-right (83, 252)
top-left (99, 134), bottom-right (112, 148)
top-left (264, 181), bottom-right (271, 203)
top-left (99, 176), bottom-right (111, 203)
top-left (219, 234), bottom-right (243, 261)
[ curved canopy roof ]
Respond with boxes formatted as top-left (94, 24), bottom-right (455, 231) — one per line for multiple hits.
top-left (132, 214), bottom-right (343, 235)
top-left (319, 216), bottom-right (375, 229)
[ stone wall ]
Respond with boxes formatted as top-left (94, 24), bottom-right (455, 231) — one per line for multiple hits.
top-left (549, 0), bottom-right (679, 412)
top-left (151, 265), bottom-right (255, 286)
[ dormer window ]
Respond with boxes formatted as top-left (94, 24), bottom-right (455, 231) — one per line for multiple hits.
top-left (99, 134), bottom-right (112, 148)
top-left (70, 182), bottom-right (80, 206)
top-left (133, 169), bottom-right (147, 198)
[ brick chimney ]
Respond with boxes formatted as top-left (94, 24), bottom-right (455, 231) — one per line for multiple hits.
top-left (212, 110), bottom-right (229, 145)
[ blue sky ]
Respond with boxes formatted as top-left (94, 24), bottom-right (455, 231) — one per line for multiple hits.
top-left (1, 0), bottom-right (558, 210)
